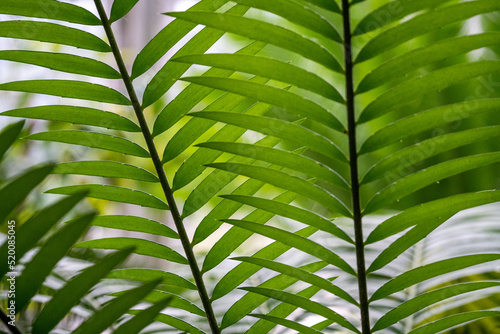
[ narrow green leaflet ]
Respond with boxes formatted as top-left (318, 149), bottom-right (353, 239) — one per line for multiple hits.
top-left (75, 237), bottom-right (187, 264)
top-left (173, 54), bottom-right (344, 102)
top-left (361, 126), bottom-right (500, 184)
top-left (152, 41), bottom-right (265, 137)
top-left (407, 311), bottom-right (500, 334)
top-left (113, 297), bottom-right (171, 334)
top-left (359, 61), bottom-right (500, 124)
top-left (54, 161), bottom-right (159, 182)
top-left (221, 195), bottom-right (353, 243)
top-left (32, 248), bottom-right (133, 334)
top-left (220, 260), bottom-right (325, 329)
top-left (110, 0), bottom-right (140, 22)
top-left (0, 80), bottom-right (131, 105)
top-left (142, 5), bottom-right (249, 108)
top-left (72, 280), bottom-right (161, 334)
top-left (0, 21), bottom-right (110, 52)
top-left (0, 51), bottom-right (121, 79)
top-left (370, 254), bottom-right (500, 302)
top-left (0, 120), bottom-right (24, 162)
top-left (107, 268), bottom-right (195, 290)
top-left (46, 184), bottom-right (168, 210)
top-left (366, 191), bottom-right (500, 244)
top-left (242, 287), bottom-right (359, 333)
top-left (355, 1), bottom-right (500, 63)
top-left (223, 220), bottom-right (355, 275)
top-left (359, 99), bottom-right (500, 155)
top-left (227, 0), bottom-right (341, 41)
top-left (357, 32), bottom-right (500, 93)
top-left (167, 12), bottom-right (343, 72)
top-left (197, 142), bottom-right (348, 188)
top-left (364, 153), bottom-right (500, 214)
top-left (142, 291), bottom-right (204, 316)
top-left (2, 106), bottom-right (140, 132)
top-left (191, 112), bottom-right (346, 161)
top-left (250, 314), bottom-right (323, 334)
top-left (131, 0), bottom-right (229, 79)
top-left (234, 257), bottom-right (357, 305)
top-left (0, 164), bottom-right (54, 224)
top-left (182, 77), bottom-right (345, 131)
top-left (302, 0), bottom-right (341, 13)
top-left (211, 226), bottom-right (317, 301)
top-left (0, 193), bottom-right (85, 278)
top-left (152, 313), bottom-right (205, 334)
top-left (92, 215), bottom-right (178, 239)
top-left (0, 0), bottom-right (101, 25)
top-left (354, 0), bottom-right (452, 36)
top-left (16, 213), bottom-right (95, 311)
top-left (372, 282), bottom-right (500, 331)
top-left (201, 191), bottom-right (296, 273)
top-left (26, 131), bottom-right (149, 158)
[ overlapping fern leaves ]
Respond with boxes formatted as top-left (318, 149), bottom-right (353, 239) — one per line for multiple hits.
top-left (0, 0), bottom-right (499, 333)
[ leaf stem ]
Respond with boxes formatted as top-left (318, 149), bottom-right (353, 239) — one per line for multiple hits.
top-left (340, 0), bottom-right (371, 333)
top-left (93, 2), bottom-right (220, 333)
top-left (0, 307), bottom-right (22, 334)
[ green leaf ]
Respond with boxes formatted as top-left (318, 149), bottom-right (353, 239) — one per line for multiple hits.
top-left (0, 0), bottom-right (101, 25)
top-left (359, 61), bottom-right (500, 124)
top-left (113, 297), bottom-right (171, 334)
top-left (359, 99), bottom-right (500, 155)
top-left (0, 50), bottom-right (120, 79)
top-left (0, 80), bottom-right (131, 105)
top-left (54, 161), bottom-right (158, 182)
top-left (223, 219), bottom-right (355, 275)
top-left (152, 41), bottom-right (265, 137)
top-left (141, 291), bottom-right (204, 316)
top-left (182, 77), bottom-right (345, 131)
top-left (407, 311), bottom-right (500, 334)
top-left (2, 105), bottom-right (140, 132)
top-left (142, 4), bottom-right (249, 107)
top-left (92, 215), bottom-right (178, 239)
top-left (106, 268), bottom-right (196, 290)
top-left (167, 11), bottom-right (343, 72)
top-left (372, 282), bottom-right (500, 331)
top-left (191, 112), bottom-right (346, 161)
top-left (250, 314), bottom-right (323, 334)
top-left (361, 126), bottom-right (500, 184)
top-left (219, 0), bottom-right (341, 41)
top-left (0, 120), bottom-right (24, 162)
top-left (355, 1), bottom-right (500, 63)
top-left (220, 261), bottom-right (325, 329)
top-left (32, 248), bottom-right (133, 334)
top-left (242, 287), bottom-right (359, 333)
top-left (370, 254), bottom-right (500, 302)
top-left (46, 184), bottom-right (168, 210)
top-left (197, 142), bottom-right (348, 188)
top-left (110, 0), bottom-right (140, 23)
top-left (366, 191), bottom-right (500, 244)
top-left (234, 257), bottom-right (357, 305)
top-left (16, 213), bottom-right (95, 311)
top-left (75, 237), bottom-right (187, 264)
top-left (26, 131), bottom-right (149, 157)
top-left (0, 193), bottom-right (85, 278)
top-left (73, 280), bottom-right (161, 334)
top-left (302, 0), bottom-right (341, 13)
top-left (174, 54), bottom-right (344, 102)
top-left (221, 195), bottom-right (353, 244)
top-left (0, 21), bottom-right (110, 52)
top-left (211, 226), bottom-right (317, 301)
top-left (201, 191), bottom-right (296, 273)
top-left (357, 32), bottom-right (500, 93)
top-left (152, 313), bottom-right (205, 334)
top-left (364, 153), bottom-right (500, 214)
top-left (208, 163), bottom-right (351, 217)
top-left (0, 164), bottom-right (54, 224)
top-left (131, 0), bottom-right (229, 79)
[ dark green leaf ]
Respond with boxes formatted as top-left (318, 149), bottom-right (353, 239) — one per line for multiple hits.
top-left (54, 161), bottom-right (158, 182)
top-left (113, 297), bottom-right (171, 334)
top-left (92, 215), bottom-right (178, 239)
top-left (152, 313), bottom-right (205, 334)
top-left (250, 314), bottom-right (323, 334)
top-left (110, 0), bottom-right (140, 23)
top-left (0, 120), bottom-right (24, 162)
top-left (107, 268), bottom-right (195, 290)
top-left (407, 311), bottom-right (500, 334)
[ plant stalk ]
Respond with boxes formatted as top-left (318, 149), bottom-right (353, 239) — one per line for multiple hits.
top-left (93, 2), bottom-right (220, 333)
top-left (340, 0), bottom-right (371, 333)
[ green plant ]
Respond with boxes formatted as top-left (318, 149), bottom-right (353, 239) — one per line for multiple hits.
top-left (0, 0), bottom-right (499, 333)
